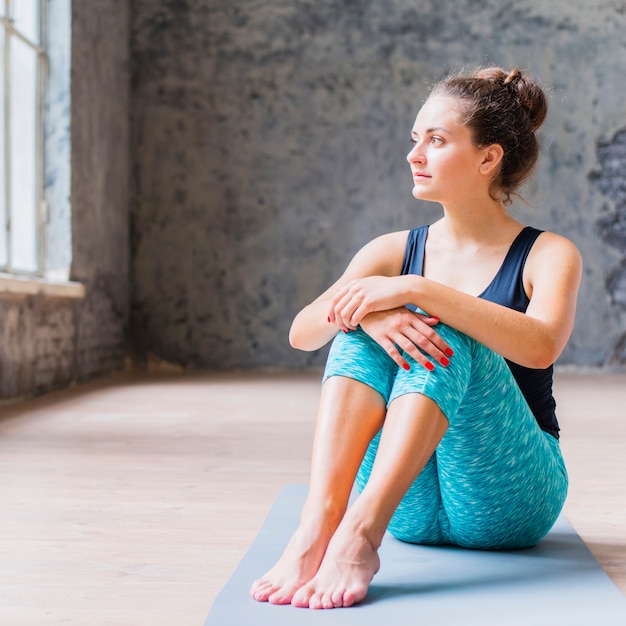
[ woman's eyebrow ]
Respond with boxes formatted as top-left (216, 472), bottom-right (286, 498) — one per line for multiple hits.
top-left (412, 126), bottom-right (450, 137)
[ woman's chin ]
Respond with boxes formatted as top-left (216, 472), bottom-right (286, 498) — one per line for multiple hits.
top-left (411, 187), bottom-right (434, 201)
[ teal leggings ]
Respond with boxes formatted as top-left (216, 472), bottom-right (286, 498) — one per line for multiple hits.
top-left (322, 324), bottom-right (568, 550)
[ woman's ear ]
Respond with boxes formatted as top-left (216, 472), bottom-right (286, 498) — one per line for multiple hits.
top-left (480, 144), bottom-right (504, 175)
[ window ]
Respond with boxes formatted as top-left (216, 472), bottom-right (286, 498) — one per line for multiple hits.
top-left (1, 1), bottom-right (45, 275)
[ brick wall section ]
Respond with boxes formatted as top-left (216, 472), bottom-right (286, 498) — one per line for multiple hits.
top-left (0, 0), bottom-right (130, 400)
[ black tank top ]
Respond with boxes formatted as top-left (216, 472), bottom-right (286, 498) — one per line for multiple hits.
top-left (401, 225), bottom-right (559, 439)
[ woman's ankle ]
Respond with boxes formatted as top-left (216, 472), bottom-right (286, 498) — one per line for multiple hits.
top-left (300, 490), bottom-right (351, 527)
top-left (339, 496), bottom-right (392, 551)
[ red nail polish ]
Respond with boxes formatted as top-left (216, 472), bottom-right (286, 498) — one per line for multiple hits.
top-left (441, 357), bottom-right (450, 367)
top-left (342, 329), bottom-right (348, 334)
top-left (445, 348), bottom-right (454, 357)
top-left (425, 362), bottom-right (435, 371)
top-left (402, 363), bottom-right (410, 371)
top-left (327, 316), bottom-right (331, 323)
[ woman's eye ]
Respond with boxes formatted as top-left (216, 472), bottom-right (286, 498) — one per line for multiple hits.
top-left (431, 136), bottom-right (443, 145)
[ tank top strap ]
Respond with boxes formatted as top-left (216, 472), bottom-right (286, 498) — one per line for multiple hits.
top-left (480, 227), bottom-right (543, 313)
top-left (401, 226), bottom-right (429, 277)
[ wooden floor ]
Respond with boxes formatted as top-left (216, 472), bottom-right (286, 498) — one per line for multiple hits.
top-left (0, 370), bottom-right (625, 625)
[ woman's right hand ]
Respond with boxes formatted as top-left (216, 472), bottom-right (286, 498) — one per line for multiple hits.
top-left (359, 307), bottom-right (454, 372)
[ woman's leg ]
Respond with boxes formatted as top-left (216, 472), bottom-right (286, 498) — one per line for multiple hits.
top-left (291, 390), bottom-right (449, 609)
top-left (431, 343), bottom-right (567, 549)
top-left (290, 326), bottom-right (464, 609)
top-left (357, 433), bottom-right (446, 545)
top-left (250, 330), bottom-right (396, 604)
top-left (292, 323), bottom-right (568, 608)
top-left (383, 324), bottom-right (567, 549)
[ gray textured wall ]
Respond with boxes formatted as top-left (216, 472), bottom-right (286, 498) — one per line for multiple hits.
top-left (70, 1), bottom-right (131, 380)
top-left (130, 0), bottom-right (626, 370)
top-left (6, 1), bottom-right (624, 402)
top-left (0, 0), bottom-right (130, 399)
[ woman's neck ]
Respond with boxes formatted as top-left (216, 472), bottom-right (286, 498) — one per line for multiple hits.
top-left (433, 197), bottom-right (522, 246)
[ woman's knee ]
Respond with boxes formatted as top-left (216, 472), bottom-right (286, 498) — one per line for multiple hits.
top-left (388, 323), bottom-right (476, 422)
top-left (323, 328), bottom-right (397, 401)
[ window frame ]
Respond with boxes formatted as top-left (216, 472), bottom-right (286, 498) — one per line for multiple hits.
top-left (1, 0), bottom-right (47, 277)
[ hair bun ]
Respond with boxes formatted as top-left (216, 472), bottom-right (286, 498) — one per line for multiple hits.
top-left (503, 68), bottom-right (522, 86)
top-left (508, 69), bottom-right (547, 132)
top-left (479, 67), bottom-right (546, 131)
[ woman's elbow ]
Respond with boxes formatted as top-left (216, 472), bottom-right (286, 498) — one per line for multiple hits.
top-left (288, 327), bottom-right (301, 350)
top-left (527, 353), bottom-right (556, 370)
top-left (288, 323), bottom-right (314, 351)
top-left (525, 339), bottom-right (562, 370)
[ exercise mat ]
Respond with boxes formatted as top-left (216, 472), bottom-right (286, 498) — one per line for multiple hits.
top-left (205, 484), bottom-right (626, 625)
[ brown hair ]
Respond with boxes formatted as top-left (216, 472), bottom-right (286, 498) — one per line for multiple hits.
top-left (431, 67), bottom-right (548, 204)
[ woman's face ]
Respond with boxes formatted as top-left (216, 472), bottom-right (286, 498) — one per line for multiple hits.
top-left (407, 95), bottom-right (492, 205)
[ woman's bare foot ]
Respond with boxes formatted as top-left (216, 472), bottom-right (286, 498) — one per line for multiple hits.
top-left (249, 514), bottom-right (338, 605)
top-left (291, 515), bottom-right (381, 609)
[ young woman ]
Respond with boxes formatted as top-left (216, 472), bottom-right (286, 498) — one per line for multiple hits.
top-left (250, 67), bottom-right (582, 610)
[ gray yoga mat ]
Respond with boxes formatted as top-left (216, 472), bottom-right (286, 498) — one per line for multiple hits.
top-left (205, 484), bottom-right (626, 625)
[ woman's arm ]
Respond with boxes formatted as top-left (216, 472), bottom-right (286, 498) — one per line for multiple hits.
top-left (330, 232), bottom-right (582, 369)
top-left (290, 230), bottom-right (454, 371)
top-left (289, 231), bottom-right (409, 351)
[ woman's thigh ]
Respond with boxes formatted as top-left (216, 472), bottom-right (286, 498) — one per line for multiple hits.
top-left (434, 343), bottom-right (567, 549)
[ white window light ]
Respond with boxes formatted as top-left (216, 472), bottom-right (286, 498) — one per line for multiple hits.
top-left (1, 0), bottom-right (46, 276)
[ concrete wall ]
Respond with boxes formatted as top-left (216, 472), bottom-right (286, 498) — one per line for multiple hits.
top-left (0, 0), bottom-right (130, 399)
top-left (129, 0), bottom-right (626, 371)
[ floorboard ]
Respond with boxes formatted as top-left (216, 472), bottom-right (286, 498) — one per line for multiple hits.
top-left (0, 370), bottom-right (623, 625)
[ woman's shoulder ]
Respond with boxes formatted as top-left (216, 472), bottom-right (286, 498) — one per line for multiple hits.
top-left (350, 230), bottom-right (413, 276)
top-left (362, 229), bottom-right (413, 252)
top-left (527, 230), bottom-right (583, 277)
top-left (532, 230), bottom-right (582, 259)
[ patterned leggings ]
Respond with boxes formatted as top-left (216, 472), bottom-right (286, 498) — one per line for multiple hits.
top-left (322, 324), bottom-right (568, 550)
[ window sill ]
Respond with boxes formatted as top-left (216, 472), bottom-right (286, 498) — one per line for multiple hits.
top-left (0, 273), bottom-right (86, 299)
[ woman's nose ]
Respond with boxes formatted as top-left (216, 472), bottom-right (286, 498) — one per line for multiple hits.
top-left (407, 143), bottom-right (425, 164)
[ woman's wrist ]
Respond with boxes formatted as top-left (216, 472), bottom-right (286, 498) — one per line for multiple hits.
top-left (403, 274), bottom-right (425, 308)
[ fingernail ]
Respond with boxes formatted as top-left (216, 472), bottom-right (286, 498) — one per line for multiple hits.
top-left (342, 329), bottom-right (348, 334)
top-left (441, 356), bottom-right (450, 367)
top-left (431, 317), bottom-right (439, 324)
top-left (402, 363), bottom-right (410, 371)
top-left (425, 362), bottom-right (435, 371)
top-left (445, 348), bottom-right (454, 357)
top-left (327, 316), bottom-right (331, 323)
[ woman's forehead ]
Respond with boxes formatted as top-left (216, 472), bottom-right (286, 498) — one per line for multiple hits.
top-left (413, 95), bottom-right (463, 130)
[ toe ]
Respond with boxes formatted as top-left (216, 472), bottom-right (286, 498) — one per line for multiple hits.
top-left (308, 592), bottom-right (323, 610)
top-left (250, 580), bottom-right (275, 602)
top-left (321, 592), bottom-right (335, 609)
top-left (291, 585), bottom-right (312, 608)
top-left (268, 585), bottom-right (296, 605)
top-left (331, 589), bottom-right (344, 607)
top-left (342, 587), bottom-right (362, 608)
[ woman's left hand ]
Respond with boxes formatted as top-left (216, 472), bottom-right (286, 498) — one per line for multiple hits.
top-left (328, 276), bottom-right (411, 330)
top-left (359, 308), bottom-right (451, 371)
